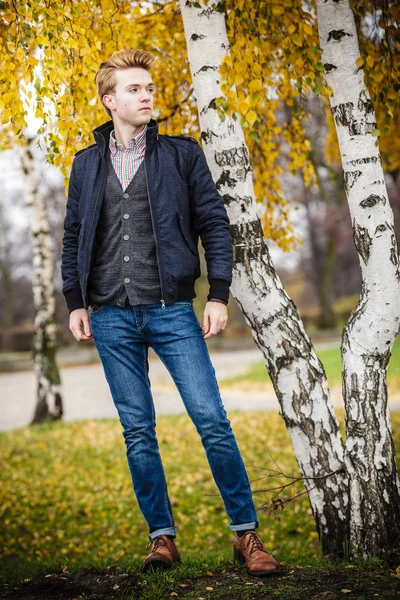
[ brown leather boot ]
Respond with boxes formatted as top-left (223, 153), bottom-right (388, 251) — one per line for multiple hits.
top-left (233, 531), bottom-right (281, 577)
top-left (143, 535), bottom-right (181, 572)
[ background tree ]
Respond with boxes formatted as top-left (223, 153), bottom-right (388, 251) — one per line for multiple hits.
top-left (19, 137), bottom-right (63, 424)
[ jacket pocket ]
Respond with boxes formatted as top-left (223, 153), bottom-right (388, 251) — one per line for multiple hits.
top-left (177, 212), bottom-right (198, 256)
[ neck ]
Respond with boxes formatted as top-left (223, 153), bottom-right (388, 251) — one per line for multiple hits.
top-left (112, 121), bottom-right (146, 148)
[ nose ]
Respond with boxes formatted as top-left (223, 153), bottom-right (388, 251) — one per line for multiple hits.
top-left (141, 89), bottom-right (152, 101)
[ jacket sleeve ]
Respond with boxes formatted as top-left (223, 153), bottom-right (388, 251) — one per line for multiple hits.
top-left (187, 142), bottom-right (233, 304)
top-left (61, 157), bottom-right (85, 313)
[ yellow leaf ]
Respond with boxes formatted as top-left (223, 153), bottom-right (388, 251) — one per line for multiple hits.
top-left (355, 57), bottom-right (364, 68)
top-left (234, 74), bottom-right (245, 87)
top-left (206, 587), bottom-right (214, 591)
top-left (245, 110), bottom-right (258, 126)
top-left (15, 47), bottom-right (25, 61)
top-left (303, 23), bottom-right (313, 36)
top-left (224, 55), bottom-right (233, 68)
top-left (1, 109), bottom-right (11, 122)
top-left (249, 79), bottom-right (262, 93)
top-left (238, 99), bottom-right (250, 113)
top-left (340, 590), bottom-right (352, 594)
top-left (366, 55), bottom-right (374, 68)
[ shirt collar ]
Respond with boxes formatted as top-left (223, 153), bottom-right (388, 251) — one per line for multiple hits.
top-left (109, 124), bottom-right (147, 155)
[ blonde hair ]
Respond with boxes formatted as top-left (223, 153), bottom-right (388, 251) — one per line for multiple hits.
top-left (95, 49), bottom-right (156, 117)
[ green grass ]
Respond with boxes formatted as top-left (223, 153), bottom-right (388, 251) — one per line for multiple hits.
top-left (1, 410), bottom-right (399, 597)
top-left (221, 336), bottom-right (400, 388)
top-left (0, 412), bottom-right (325, 575)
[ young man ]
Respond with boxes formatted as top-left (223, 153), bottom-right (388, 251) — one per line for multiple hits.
top-left (61, 48), bottom-right (280, 577)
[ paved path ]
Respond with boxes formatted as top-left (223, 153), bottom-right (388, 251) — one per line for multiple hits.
top-left (1, 349), bottom-right (269, 432)
top-left (1, 348), bottom-right (398, 432)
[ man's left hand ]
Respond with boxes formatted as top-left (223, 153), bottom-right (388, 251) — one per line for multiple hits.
top-left (202, 301), bottom-right (228, 339)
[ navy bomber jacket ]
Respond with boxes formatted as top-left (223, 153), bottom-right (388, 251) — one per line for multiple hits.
top-left (61, 118), bottom-right (233, 313)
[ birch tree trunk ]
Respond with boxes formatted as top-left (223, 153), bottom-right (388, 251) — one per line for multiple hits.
top-left (19, 138), bottom-right (63, 424)
top-left (316, 0), bottom-right (400, 562)
top-left (179, 0), bottom-right (349, 557)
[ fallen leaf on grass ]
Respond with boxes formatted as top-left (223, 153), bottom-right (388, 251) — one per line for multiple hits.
top-left (206, 571), bottom-right (213, 576)
top-left (180, 584), bottom-right (190, 588)
top-left (206, 586), bottom-right (214, 591)
top-left (170, 593), bottom-right (178, 597)
top-left (340, 590), bottom-right (352, 594)
top-left (113, 584), bottom-right (120, 589)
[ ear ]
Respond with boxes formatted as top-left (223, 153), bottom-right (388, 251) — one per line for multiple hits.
top-left (103, 94), bottom-right (115, 112)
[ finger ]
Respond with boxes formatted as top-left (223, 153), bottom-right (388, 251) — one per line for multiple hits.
top-left (203, 326), bottom-right (218, 339)
top-left (82, 315), bottom-right (92, 338)
top-left (203, 319), bottom-right (219, 339)
top-left (202, 312), bottom-right (210, 334)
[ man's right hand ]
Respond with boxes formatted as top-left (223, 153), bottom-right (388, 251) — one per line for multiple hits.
top-left (69, 308), bottom-right (93, 342)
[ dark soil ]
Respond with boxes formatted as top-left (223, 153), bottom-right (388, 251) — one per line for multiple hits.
top-left (0, 564), bottom-right (399, 600)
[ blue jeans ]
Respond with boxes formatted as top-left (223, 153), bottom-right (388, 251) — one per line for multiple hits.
top-left (89, 300), bottom-right (258, 540)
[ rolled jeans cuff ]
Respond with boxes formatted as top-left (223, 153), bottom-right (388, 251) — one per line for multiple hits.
top-left (149, 526), bottom-right (177, 540)
top-left (229, 520), bottom-right (259, 533)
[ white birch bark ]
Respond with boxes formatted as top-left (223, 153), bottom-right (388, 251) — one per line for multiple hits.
top-left (19, 137), bottom-right (63, 424)
top-left (316, 0), bottom-right (400, 562)
top-left (179, 0), bottom-right (349, 556)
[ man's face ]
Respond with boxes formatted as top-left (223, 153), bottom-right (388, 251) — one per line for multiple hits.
top-left (104, 67), bottom-right (155, 126)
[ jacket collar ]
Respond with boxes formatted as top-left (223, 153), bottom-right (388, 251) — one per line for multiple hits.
top-left (92, 118), bottom-right (159, 157)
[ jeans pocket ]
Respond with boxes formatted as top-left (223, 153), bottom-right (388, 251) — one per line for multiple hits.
top-left (173, 301), bottom-right (193, 306)
top-left (89, 303), bottom-right (105, 315)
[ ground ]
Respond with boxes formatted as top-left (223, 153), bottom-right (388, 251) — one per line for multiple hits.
top-left (0, 563), bottom-right (399, 600)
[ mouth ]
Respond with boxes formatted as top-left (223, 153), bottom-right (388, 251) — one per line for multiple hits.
top-left (140, 107), bottom-right (151, 111)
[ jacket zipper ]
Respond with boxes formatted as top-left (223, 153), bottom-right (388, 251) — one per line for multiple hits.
top-left (144, 152), bottom-right (166, 309)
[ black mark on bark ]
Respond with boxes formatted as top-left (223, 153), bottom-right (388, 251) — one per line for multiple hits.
top-left (390, 233), bottom-right (399, 268)
top-left (201, 128), bottom-right (218, 145)
top-left (331, 102), bottom-right (376, 136)
top-left (223, 193), bottom-right (252, 210)
top-left (344, 170), bottom-right (362, 192)
top-left (196, 65), bottom-right (218, 74)
top-left (230, 218), bottom-right (264, 264)
top-left (375, 223), bottom-right (387, 235)
top-left (327, 29), bottom-right (352, 42)
top-left (324, 63), bottom-right (337, 72)
top-left (216, 170), bottom-right (236, 189)
top-left (191, 33), bottom-right (205, 41)
top-left (214, 145), bottom-right (252, 184)
top-left (348, 155), bottom-right (380, 168)
top-left (201, 98), bottom-right (217, 115)
top-left (360, 194), bottom-right (386, 208)
top-left (353, 220), bottom-right (372, 264)
top-left (358, 96), bottom-right (374, 115)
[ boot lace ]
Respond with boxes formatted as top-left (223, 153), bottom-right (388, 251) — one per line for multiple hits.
top-left (243, 532), bottom-right (267, 555)
top-left (147, 535), bottom-right (167, 552)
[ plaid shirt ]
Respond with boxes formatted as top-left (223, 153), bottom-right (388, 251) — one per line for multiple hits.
top-left (109, 124), bottom-right (147, 191)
